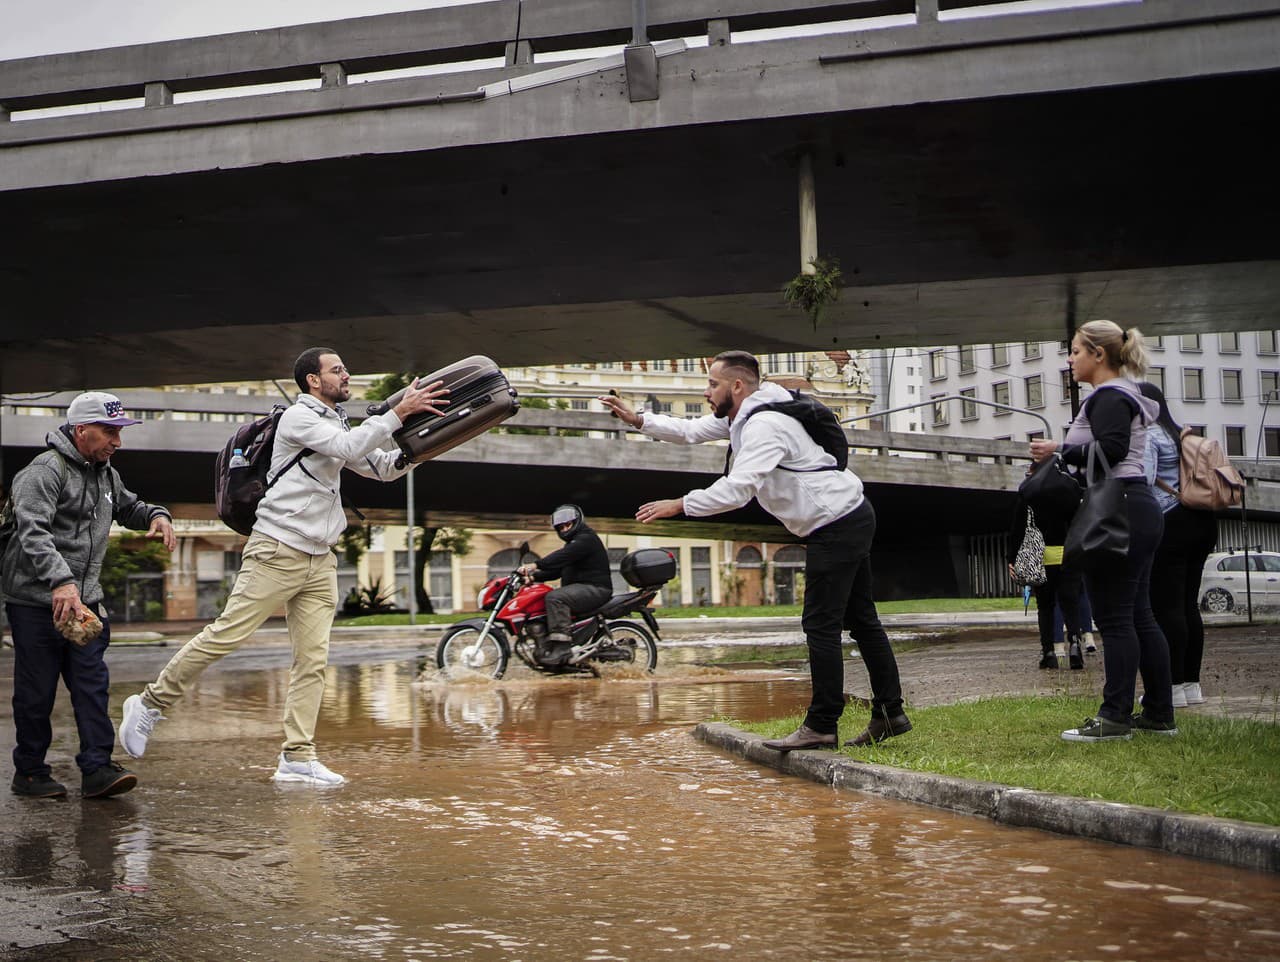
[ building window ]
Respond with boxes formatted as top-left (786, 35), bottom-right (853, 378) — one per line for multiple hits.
top-left (992, 380), bottom-right (1010, 414)
top-left (991, 344), bottom-right (1009, 367)
top-left (1147, 366), bottom-right (1165, 394)
top-left (684, 401), bottom-right (703, 416)
top-left (1220, 332), bottom-right (1240, 354)
top-left (1027, 430), bottom-right (1045, 441)
top-left (1059, 369), bottom-right (1073, 404)
top-left (960, 387), bottom-right (977, 421)
top-left (680, 358), bottom-right (698, 373)
top-left (1023, 342), bottom-right (1042, 360)
top-left (1261, 371), bottom-right (1280, 402)
top-left (1183, 368), bottom-right (1204, 401)
top-left (931, 393), bottom-right (948, 427)
top-left (1267, 428), bottom-right (1280, 457)
top-left (1225, 426), bottom-right (1246, 457)
top-left (929, 350), bottom-right (947, 381)
top-left (690, 546), bottom-right (712, 606)
top-left (958, 345), bottom-right (975, 374)
top-left (570, 399), bottom-right (590, 411)
top-left (650, 399), bottom-right (673, 414)
top-left (1180, 334), bottom-right (1201, 352)
top-left (1222, 370), bottom-right (1243, 403)
top-left (1025, 373), bottom-right (1044, 410)
top-left (1260, 332), bottom-right (1279, 355)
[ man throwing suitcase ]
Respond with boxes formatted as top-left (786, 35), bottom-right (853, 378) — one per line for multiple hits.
top-left (119, 347), bottom-right (448, 785)
top-left (600, 350), bottom-right (910, 749)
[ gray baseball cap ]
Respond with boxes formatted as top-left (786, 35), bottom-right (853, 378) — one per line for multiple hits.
top-left (66, 391), bottom-right (141, 427)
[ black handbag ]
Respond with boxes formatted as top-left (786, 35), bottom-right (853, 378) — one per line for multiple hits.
top-left (1018, 453), bottom-right (1082, 521)
top-left (1063, 443), bottom-right (1130, 568)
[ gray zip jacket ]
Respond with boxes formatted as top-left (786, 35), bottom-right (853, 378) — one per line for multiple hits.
top-left (1, 426), bottom-right (171, 608)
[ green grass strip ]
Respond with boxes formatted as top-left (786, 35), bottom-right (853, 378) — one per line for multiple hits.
top-left (735, 694), bottom-right (1280, 826)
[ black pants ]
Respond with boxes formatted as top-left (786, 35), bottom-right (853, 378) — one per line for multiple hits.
top-left (1034, 564), bottom-right (1082, 653)
top-left (801, 499), bottom-right (904, 734)
top-left (8, 601), bottom-right (115, 777)
top-left (544, 583), bottom-right (613, 636)
top-left (1081, 483), bottom-right (1173, 724)
top-left (1149, 505), bottom-right (1218, 684)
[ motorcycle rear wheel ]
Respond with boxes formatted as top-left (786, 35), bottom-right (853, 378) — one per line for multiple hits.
top-left (436, 623), bottom-right (510, 679)
top-left (594, 620), bottom-right (659, 673)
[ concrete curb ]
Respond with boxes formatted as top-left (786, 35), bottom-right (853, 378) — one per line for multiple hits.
top-left (694, 721), bottom-right (1280, 874)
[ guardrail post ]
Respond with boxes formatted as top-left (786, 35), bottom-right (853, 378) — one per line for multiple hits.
top-left (504, 40), bottom-right (532, 66)
top-left (144, 82), bottom-right (172, 107)
top-left (708, 19), bottom-right (731, 47)
top-left (916, 0), bottom-right (940, 23)
top-left (0, 103), bottom-right (9, 123)
top-left (320, 63), bottom-right (348, 88)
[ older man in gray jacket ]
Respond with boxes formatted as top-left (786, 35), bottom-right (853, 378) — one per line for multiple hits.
top-left (120, 347), bottom-right (447, 786)
top-left (3, 391), bottom-right (175, 799)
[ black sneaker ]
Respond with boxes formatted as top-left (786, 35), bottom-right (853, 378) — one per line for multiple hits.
top-left (1131, 712), bottom-right (1179, 736)
top-left (82, 762), bottom-right (138, 799)
top-left (12, 773), bottom-right (68, 798)
top-left (1061, 715), bottom-right (1132, 742)
top-left (1038, 652), bottom-right (1059, 670)
top-left (1068, 640), bottom-right (1085, 670)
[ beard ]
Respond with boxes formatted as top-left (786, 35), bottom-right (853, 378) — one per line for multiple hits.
top-left (713, 396), bottom-right (733, 419)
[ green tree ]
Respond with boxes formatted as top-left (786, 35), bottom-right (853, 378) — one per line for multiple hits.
top-left (364, 372), bottom-right (411, 402)
top-left (409, 525), bottom-right (472, 613)
top-left (100, 536), bottom-right (170, 615)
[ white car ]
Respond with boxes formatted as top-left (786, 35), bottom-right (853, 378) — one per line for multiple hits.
top-left (1199, 551), bottom-right (1280, 613)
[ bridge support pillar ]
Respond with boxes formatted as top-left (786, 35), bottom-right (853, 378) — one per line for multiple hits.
top-left (916, 0), bottom-right (939, 23)
top-left (708, 19), bottom-right (731, 47)
top-left (0, 103), bottom-right (8, 123)
top-left (798, 151), bottom-right (818, 272)
top-left (624, 44), bottom-right (659, 102)
top-left (144, 82), bottom-right (172, 107)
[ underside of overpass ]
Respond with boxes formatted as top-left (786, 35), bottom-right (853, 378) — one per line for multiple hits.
top-left (2, 70), bottom-right (1279, 392)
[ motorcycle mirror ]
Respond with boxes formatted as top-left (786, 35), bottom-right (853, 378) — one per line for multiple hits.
top-left (519, 540), bottom-right (529, 555)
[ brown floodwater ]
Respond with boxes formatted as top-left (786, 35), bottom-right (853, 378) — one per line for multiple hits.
top-left (2, 647), bottom-right (1279, 961)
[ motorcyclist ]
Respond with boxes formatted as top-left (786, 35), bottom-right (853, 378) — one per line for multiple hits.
top-left (517, 505), bottom-right (613, 663)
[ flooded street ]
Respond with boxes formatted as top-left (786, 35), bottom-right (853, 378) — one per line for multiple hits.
top-left (2, 636), bottom-right (1279, 961)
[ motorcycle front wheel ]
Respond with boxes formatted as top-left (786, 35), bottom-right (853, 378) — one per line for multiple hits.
top-left (596, 620), bottom-right (659, 673)
top-left (436, 623), bottom-right (510, 679)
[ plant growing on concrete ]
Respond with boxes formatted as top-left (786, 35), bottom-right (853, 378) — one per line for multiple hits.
top-left (782, 255), bottom-right (843, 330)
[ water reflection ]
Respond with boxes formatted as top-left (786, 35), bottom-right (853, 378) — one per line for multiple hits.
top-left (1, 654), bottom-right (1278, 961)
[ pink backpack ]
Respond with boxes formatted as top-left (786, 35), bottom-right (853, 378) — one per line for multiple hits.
top-left (1157, 427), bottom-right (1245, 511)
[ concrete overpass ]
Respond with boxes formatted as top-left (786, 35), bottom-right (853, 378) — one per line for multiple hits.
top-left (2, 0), bottom-right (1279, 393)
top-left (4, 390), bottom-right (1276, 595)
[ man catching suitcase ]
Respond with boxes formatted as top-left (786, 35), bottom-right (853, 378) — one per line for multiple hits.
top-left (119, 347), bottom-right (448, 785)
top-left (600, 350), bottom-right (911, 750)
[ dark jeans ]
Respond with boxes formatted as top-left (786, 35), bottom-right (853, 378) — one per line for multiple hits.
top-left (1149, 505), bottom-right (1218, 684)
top-left (1034, 564), bottom-right (1082, 653)
top-left (544, 582), bottom-right (613, 636)
top-left (801, 499), bottom-right (904, 734)
top-left (1081, 483), bottom-right (1173, 723)
top-left (8, 601), bottom-right (115, 777)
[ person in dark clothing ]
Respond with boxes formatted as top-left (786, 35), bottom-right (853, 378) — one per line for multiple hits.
top-left (1030, 320), bottom-right (1175, 742)
top-left (518, 505), bottom-right (613, 663)
top-left (2, 392), bottom-right (175, 799)
top-left (1006, 494), bottom-right (1083, 670)
top-left (1138, 380), bottom-right (1218, 707)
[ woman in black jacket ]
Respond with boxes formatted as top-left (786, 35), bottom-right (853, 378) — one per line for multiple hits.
top-left (1006, 493), bottom-right (1083, 670)
top-left (1029, 320), bottom-right (1174, 742)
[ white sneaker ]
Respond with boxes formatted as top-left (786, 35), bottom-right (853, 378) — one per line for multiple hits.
top-left (271, 754), bottom-right (345, 786)
top-left (1171, 683), bottom-right (1189, 709)
top-left (1183, 682), bottom-right (1206, 705)
top-left (120, 694), bottom-right (165, 758)
top-left (1083, 632), bottom-right (1098, 653)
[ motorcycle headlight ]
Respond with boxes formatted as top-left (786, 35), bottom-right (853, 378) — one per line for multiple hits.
top-left (477, 585), bottom-right (490, 610)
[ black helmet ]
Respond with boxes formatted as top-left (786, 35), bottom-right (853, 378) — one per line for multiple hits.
top-left (550, 504), bottom-right (584, 542)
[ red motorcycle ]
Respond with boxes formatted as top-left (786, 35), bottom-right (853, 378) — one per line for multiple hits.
top-left (435, 545), bottom-right (675, 679)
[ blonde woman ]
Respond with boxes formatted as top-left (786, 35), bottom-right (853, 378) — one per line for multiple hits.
top-left (1029, 321), bottom-right (1174, 742)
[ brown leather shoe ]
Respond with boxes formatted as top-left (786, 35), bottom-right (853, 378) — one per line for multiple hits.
top-left (761, 725), bottom-right (836, 751)
top-left (845, 713), bottom-right (912, 747)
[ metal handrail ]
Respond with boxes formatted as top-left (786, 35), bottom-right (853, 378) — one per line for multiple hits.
top-left (843, 395), bottom-right (1054, 440)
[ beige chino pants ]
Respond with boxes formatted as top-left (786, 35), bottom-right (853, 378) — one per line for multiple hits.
top-left (142, 531), bottom-right (338, 761)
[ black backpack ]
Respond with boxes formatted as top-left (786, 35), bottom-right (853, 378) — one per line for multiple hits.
top-left (215, 406), bottom-right (312, 536)
top-left (729, 390), bottom-right (850, 473)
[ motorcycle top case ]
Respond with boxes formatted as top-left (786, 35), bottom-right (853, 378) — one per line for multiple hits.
top-left (368, 355), bottom-right (520, 464)
top-left (620, 549), bottom-right (677, 588)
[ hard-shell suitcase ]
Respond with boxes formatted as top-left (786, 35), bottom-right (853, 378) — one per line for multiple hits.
top-left (620, 549), bottom-right (677, 588)
top-left (366, 355), bottom-right (520, 464)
